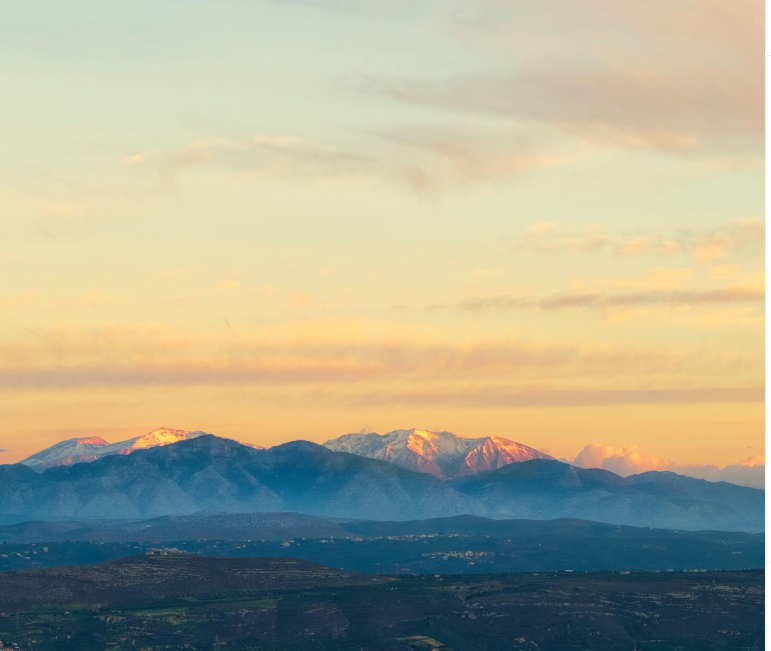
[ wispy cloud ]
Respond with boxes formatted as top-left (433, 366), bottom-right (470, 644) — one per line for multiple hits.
top-left (341, 386), bottom-right (763, 409)
top-left (461, 286), bottom-right (764, 312)
top-left (372, 125), bottom-right (575, 186)
top-left (525, 222), bottom-right (610, 253)
top-left (149, 127), bottom-right (578, 196)
top-left (151, 134), bottom-right (435, 195)
top-left (365, 0), bottom-right (762, 158)
top-left (366, 67), bottom-right (757, 154)
top-left (0, 322), bottom-right (758, 391)
top-left (519, 218), bottom-right (764, 260)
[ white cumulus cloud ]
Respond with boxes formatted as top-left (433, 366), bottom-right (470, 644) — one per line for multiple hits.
top-left (571, 443), bottom-right (764, 489)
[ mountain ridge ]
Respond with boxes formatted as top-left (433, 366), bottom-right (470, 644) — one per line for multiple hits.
top-left (0, 435), bottom-right (762, 532)
top-left (323, 428), bottom-right (554, 477)
top-left (20, 427), bottom-right (263, 471)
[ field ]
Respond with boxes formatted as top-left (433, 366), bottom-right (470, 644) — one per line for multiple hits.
top-left (0, 554), bottom-right (763, 651)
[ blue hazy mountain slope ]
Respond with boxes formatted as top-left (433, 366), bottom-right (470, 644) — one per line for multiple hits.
top-left (0, 436), bottom-right (763, 532)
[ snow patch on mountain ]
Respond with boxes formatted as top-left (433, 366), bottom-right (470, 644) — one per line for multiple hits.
top-left (21, 427), bottom-right (262, 470)
top-left (323, 428), bottom-right (553, 478)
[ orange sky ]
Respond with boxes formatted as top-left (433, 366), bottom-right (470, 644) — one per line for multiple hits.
top-left (0, 0), bottom-right (764, 470)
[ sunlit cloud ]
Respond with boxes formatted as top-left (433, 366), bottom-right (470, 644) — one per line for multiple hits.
top-left (572, 443), bottom-right (765, 489)
top-left (0, 322), bottom-right (759, 392)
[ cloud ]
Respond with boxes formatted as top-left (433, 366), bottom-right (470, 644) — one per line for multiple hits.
top-left (149, 135), bottom-right (439, 196)
top-left (691, 219), bottom-right (767, 262)
top-left (368, 68), bottom-right (754, 154)
top-left (619, 239), bottom-right (682, 257)
top-left (368, 64), bottom-right (758, 154)
top-left (572, 443), bottom-right (765, 489)
top-left (519, 219), bottom-right (764, 261)
top-left (0, 322), bottom-right (759, 394)
top-left (460, 286), bottom-right (764, 312)
top-left (123, 153), bottom-right (144, 165)
top-left (365, 0), bottom-right (762, 157)
top-left (373, 125), bottom-right (574, 186)
top-left (151, 125), bottom-right (581, 197)
top-left (343, 386), bottom-right (763, 409)
top-left (525, 223), bottom-right (611, 253)
top-left (0, 343), bottom-right (670, 388)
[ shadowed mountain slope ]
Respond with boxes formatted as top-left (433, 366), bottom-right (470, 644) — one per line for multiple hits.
top-left (0, 436), bottom-right (475, 523)
top-left (0, 436), bottom-right (763, 531)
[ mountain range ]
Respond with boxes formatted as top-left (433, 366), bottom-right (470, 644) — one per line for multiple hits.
top-left (0, 435), bottom-right (763, 531)
top-left (323, 428), bottom-right (553, 477)
top-left (22, 426), bottom-right (549, 479)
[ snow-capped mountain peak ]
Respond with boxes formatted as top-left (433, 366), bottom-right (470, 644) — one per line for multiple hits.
top-left (21, 428), bottom-right (260, 470)
top-left (70, 436), bottom-right (110, 446)
top-left (121, 427), bottom-right (209, 450)
top-left (323, 428), bottom-right (553, 478)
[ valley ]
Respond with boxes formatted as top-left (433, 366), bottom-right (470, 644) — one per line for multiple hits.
top-left (0, 555), bottom-right (762, 651)
top-left (0, 514), bottom-right (763, 574)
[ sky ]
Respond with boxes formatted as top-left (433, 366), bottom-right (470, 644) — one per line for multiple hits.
top-left (0, 0), bottom-right (764, 484)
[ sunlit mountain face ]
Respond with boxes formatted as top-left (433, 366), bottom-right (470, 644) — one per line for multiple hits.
top-left (20, 426), bottom-right (551, 477)
top-left (19, 427), bottom-right (262, 471)
top-left (323, 428), bottom-right (554, 477)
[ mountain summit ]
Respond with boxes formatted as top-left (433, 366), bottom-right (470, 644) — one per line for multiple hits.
top-left (323, 428), bottom-right (553, 478)
top-left (20, 427), bottom-right (262, 471)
